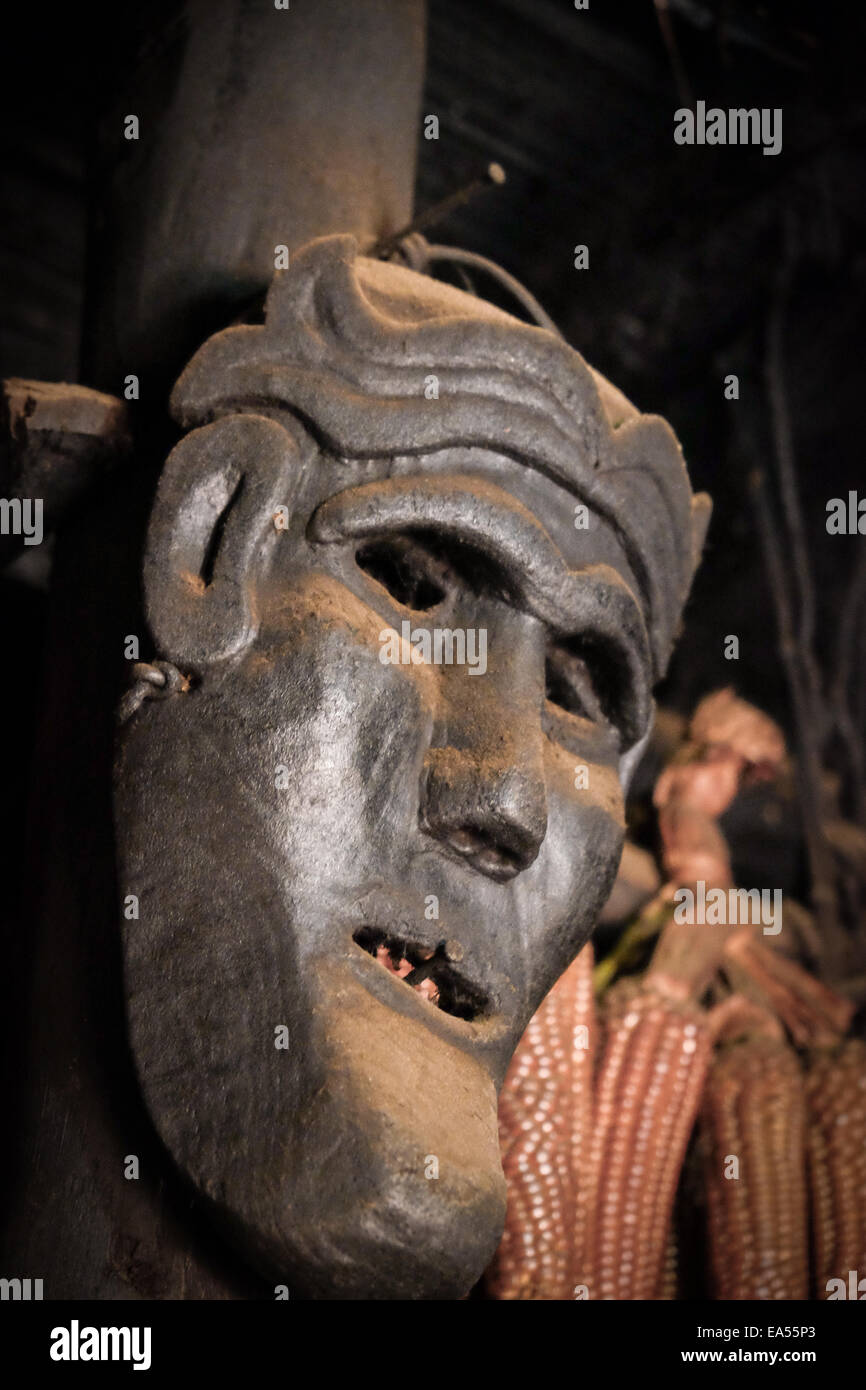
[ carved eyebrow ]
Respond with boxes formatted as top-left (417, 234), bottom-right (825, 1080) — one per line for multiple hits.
top-left (309, 474), bottom-right (654, 744)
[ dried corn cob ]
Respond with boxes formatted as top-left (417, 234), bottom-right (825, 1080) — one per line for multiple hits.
top-left (700, 1026), bottom-right (808, 1299)
top-left (806, 1039), bottom-right (866, 1298)
top-left (659, 1223), bottom-right (679, 1301)
top-left (583, 978), bottom-right (712, 1299)
top-left (486, 942), bottom-right (595, 1300)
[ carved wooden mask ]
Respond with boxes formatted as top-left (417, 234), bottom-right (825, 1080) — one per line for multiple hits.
top-left (114, 235), bottom-right (709, 1298)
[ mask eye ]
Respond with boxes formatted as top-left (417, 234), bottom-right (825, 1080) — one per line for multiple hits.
top-left (547, 634), bottom-right (646, 755)
top-left (355, 535), bottom-right (448, 611)
top-left (547, 636), bottom-right (622, 745)
top-left (545, 643), bottom-right (607, 725)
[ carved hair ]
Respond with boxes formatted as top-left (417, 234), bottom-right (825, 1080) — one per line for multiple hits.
top-left (170, 234), bottom-right (709, 678)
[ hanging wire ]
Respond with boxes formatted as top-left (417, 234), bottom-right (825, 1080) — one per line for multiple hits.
top-left (400, 237), bottom-right (562, 336)
top-left (369, 162), bottom-right (564, 338)
top-left (369, 162), bottom-right (507, 257)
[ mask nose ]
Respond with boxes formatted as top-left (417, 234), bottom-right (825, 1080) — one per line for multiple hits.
top-left (420, 749), bottom-right (548, 880)
top-left (418, 610), bottom-right (548, 883)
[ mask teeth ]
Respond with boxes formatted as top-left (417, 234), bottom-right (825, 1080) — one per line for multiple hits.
top-left (352, 925), bottom-right (486, 1021)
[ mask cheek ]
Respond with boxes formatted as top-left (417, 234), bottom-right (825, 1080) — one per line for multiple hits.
top-left (519, 745), bottom-right (624, 999)
top-left (543, 735), bottom-right (626, 829)
top-left (618, 721), bottom-right (653, 795)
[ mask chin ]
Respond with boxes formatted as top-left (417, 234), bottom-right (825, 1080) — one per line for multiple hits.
top-left (215, 981), bottom-right (507, 1299)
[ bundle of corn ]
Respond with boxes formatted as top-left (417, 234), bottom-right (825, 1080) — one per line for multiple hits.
top-left (490, 939), bottom-right (861, 1300)
top-left (700, 1000), bottom-right (809, 1300)
top-left (487, 689), bottom-right (866, 1301)
top-left (486, 942), bottom-right (595, 1300)
top-left (487, 951), bottom-right (712, 1300)
top-left (805, 1039), bottom-right (866, 1298)
top-left (717, 931), bottom-right (863, 1299)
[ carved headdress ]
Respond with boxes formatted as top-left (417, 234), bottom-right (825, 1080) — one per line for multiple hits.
top-left (170, 234), bottom-right (710, 679)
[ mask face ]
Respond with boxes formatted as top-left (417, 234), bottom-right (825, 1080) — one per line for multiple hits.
top-left (114, 237), bottom-right (702, 1299)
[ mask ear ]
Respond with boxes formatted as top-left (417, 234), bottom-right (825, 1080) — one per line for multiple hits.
top-left (144, 413), bottom-right (298, 672)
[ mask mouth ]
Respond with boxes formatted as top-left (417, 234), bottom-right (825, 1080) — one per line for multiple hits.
top-left (352, 925), bottom-right (488, 1022)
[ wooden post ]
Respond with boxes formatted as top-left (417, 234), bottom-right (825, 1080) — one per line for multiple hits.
top-left (2, 0), bottom-right (425, 1299)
